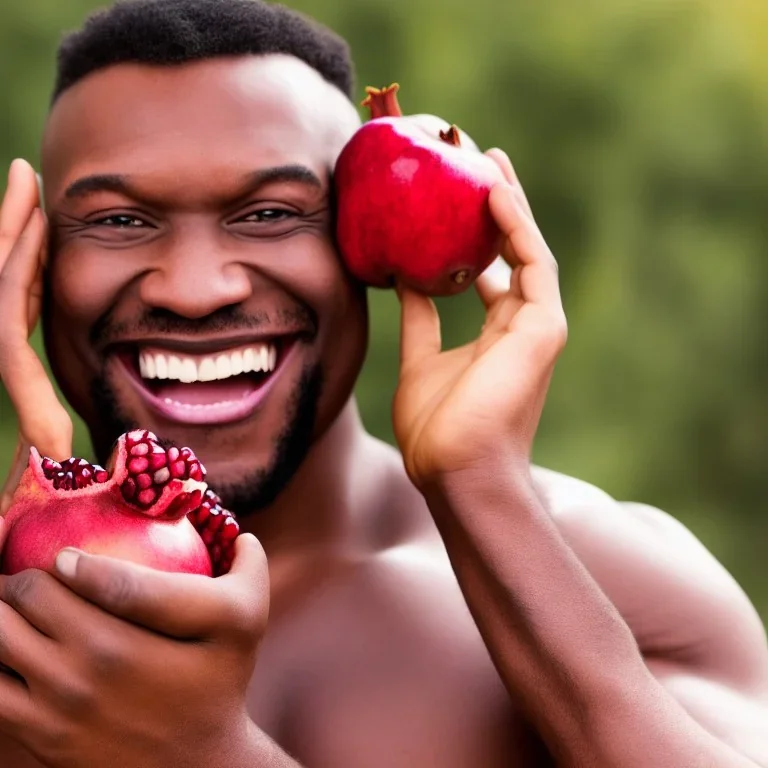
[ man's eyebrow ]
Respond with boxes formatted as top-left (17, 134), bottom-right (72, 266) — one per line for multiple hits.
top-left (62, 164), bottom-right (324, 201)
top-left (64, 174), bottom-right (131, 199)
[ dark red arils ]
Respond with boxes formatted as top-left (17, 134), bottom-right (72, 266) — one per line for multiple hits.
top-left (43, 456), bottom-right (111, 491)
top-left (187, 490), bottom-right (240, 576)
top-left (120, 430), bottom-right (207, 511)
top-left (42, 430), bottom-right (208, 515)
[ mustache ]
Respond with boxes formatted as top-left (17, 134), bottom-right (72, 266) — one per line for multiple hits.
top-left (90, 304), bottom-right (318, 349)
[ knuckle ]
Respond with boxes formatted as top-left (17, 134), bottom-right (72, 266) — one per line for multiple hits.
top-left (49, 675), bottom-right (95, 721)
top-left (2, 569), bottom-right (48, 612)
top-left (87, 631), bottom-right (125, 677)
top-left (550, 313), bottom-right (568, 346)
top-left (529, 312), bottom-right (568, 352)
top-left (223, 595), bottom-right (266, 645)
top-left (99, 572), bottom-right (137, 611)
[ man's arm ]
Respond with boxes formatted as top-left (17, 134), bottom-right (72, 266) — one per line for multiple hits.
top-left (421, 464), bottom-right (768, 768)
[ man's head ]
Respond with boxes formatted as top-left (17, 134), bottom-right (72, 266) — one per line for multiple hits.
top-left (40, 0), bottom-right (368, 517)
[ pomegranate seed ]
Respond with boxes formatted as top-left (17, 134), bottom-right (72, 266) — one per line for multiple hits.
top-left (128, 457), bottom-right (149, 474)
top-left (94, 468), bottom-right (109, 483)
top-left (187, 490), bottom-right (240, 576)
top-left (136, 473), bottom-right (153, 490)
top-left (137, 488), bottom-right (157, 506)
top-left (121, 478), bottom-right (137, 502)
top-left (130, 443), bottom-right (150, 456)
top-left (154, 468), bottom-right (171, 484)
top-left (170, 460), bottom-right (186, 479)
top-left (167, 447), bottom-right (180, 462)
top-left (149, 452), bottom-right (167, 471)
top-left (209, 514), bottom-right (225, 532)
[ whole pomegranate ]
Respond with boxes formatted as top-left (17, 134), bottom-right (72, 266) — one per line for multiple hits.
top-left (1, 430), bottom-right (239, 578)
top-left (334, 83), bottom-right (506, 296)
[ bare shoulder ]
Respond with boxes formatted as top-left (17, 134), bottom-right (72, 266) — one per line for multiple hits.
top-left (530, 465), bottom-right (768, 688)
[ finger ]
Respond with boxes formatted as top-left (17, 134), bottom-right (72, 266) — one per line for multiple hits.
top-left (54, 533), bottom-right (269, 640)
top-left (474, 256), bottom-right (514, 309)
top-left (489, 183), bottom-right (562, 310)
top-left (0, 672), bottom-right (36, 737)
top-left (0, 601), bottom-right (55, 683)
top-left (0, 568), bottom-right (80, 640)
top-left (0, 159), bottom-right (40, 273)
top-left (27, 217), bottom-right (49, 331)
top-left (397, 283), bottom-right (441, 373)
top-left (0, 207), bottom-right (45, 334)
top-left (484, 148), bottom-right (533, 217)
top-left (1, 439), bottom-right (31, 515)
top-left (0, 209), bottom-right (72, 459)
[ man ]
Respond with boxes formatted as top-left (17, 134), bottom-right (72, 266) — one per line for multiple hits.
top-left (0, 0), bottom-right (766, 766)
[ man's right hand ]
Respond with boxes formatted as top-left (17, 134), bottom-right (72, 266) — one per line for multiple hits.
top-left (0, 159), bottom-right (73, 513)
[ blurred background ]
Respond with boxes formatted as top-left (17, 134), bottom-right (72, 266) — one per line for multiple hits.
top-left (1, 0), bottom-right (767, 622)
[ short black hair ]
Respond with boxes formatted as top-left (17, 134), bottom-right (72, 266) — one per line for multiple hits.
top-left (52, 0), bottom-right (355, 105)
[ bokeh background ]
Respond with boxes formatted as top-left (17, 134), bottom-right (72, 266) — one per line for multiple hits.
top-left (1, 0), bottom-right (767, 622)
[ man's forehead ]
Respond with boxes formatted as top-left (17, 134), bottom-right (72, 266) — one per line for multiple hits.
top-left (42, 54), bottom-right (360, 190)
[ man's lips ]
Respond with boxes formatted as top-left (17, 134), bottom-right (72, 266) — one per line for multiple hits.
top-left (113, 335), bottom-right (300, 426)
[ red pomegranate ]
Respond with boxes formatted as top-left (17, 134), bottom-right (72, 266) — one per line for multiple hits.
top-left (334, 83), bottom-right (505, 296)
top-left (1, 430), bottom-right (239, 578)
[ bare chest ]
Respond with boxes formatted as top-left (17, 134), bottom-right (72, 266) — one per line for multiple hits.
top-left (247, 550), bottom-right (553, 768)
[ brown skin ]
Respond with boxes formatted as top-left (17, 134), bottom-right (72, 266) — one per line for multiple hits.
top-left (0, 53), bottom-right (767, 768)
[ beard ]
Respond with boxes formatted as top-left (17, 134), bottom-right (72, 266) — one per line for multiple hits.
top-left (89, 362), bottom-right (323, 518)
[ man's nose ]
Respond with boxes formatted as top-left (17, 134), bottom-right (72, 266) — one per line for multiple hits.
top-left (139, 233), bottom-right (253, 318)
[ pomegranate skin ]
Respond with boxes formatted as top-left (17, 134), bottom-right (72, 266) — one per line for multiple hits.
top-left (334, 88), bottom-right (505, 296)
top-left (1, 433), bottom-right (219, 577)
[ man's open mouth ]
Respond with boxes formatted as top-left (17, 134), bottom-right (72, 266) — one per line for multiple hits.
top-left (118, 336), bottom-right (298, 425)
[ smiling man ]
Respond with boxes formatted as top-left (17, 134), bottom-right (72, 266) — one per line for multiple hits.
top-left (0, 1), bottom-right (767, 767)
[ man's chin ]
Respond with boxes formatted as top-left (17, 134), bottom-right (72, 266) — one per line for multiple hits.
top-left (88, 361), bottom-right (323, 518)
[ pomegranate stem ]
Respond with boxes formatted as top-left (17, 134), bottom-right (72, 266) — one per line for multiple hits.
top-left (362, 83), bottom-right (403, 119)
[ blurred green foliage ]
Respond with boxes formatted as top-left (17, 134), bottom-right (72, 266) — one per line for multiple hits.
top-left (1, 0), bottom-right (767, 620)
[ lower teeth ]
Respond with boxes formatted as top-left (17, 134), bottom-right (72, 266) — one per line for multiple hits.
top-left (162, 399), bottom-right (242, 410)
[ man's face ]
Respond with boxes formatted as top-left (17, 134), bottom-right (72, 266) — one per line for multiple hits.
top-left (40, 54), bottom-right (367, 516)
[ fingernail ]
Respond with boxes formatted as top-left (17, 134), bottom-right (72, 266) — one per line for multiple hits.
top-left (55, 548), bottom-right (81, 578)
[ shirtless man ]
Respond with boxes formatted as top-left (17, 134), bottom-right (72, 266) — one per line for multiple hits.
top-left (0, 1), bottom-right (766, 766)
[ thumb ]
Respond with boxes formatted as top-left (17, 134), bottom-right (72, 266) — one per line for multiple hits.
top-left (54, 533), bottom-right (270, 641)
top-left (397, 282), bottom-right (441, 374)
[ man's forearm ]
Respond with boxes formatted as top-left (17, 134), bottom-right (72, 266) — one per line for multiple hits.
top-left (422, 465), bottom-right (762, 767)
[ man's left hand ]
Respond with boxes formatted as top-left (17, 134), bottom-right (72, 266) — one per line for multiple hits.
top-left (392, 148), bottom-right (567, 487)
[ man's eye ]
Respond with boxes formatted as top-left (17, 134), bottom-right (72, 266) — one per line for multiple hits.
top-left (91, 215), bottom-right (148, 228)
top-left (239, 209), bottom-right (294, 223)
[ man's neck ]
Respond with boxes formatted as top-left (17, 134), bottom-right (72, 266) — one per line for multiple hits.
top-left (240, 397), bottom-right (377, 561)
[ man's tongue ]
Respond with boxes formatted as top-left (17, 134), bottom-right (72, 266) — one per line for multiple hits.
top-left (152, 378), bottom-right (258, 406)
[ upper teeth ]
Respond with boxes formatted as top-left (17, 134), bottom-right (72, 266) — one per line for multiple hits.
top-left (139, 344), bottom-right (277, 383)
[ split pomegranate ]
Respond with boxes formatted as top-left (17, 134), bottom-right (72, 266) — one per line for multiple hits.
top-left (1, 430), bottom-right (240, 578)
top-left (334, 83), bottom-right (506, 296)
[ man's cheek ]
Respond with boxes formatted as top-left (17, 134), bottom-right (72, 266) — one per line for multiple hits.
top-left (48, 247), bottom-right (130, 323)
